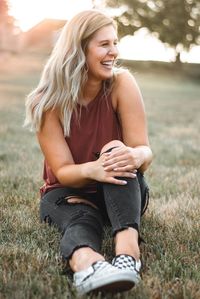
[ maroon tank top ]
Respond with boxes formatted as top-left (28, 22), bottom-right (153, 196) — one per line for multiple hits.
top-left (40, 88), bottom-right (122, 195)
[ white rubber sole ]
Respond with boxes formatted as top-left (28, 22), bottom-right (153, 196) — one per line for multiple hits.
top-left (76, 270), bottom-right (140, 295)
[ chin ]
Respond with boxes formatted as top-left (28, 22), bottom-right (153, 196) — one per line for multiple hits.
top-left (100, 71), bottom-right (113, 80)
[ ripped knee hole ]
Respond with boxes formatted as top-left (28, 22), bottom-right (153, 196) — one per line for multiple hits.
top-left (65, 196), bottom-right (98, 210)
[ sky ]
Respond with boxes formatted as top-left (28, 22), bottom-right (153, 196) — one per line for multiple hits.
top-left (9, 0), bottom-right (94, 31)
top-left (9, 0), bottom-right (200, 63)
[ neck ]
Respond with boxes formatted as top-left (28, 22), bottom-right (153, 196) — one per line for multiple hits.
top-left (82, 80), bottom-right (102, 103)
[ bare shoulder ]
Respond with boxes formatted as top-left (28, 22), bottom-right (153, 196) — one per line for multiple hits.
top-left (37, 108), bottom-right (63, 145)
top-left (112, 69), bottom-right (143, 109)
top-left (41, 107), bottom-right (61, 129)
top-left (117, 69), bottom-right (133, 79)
top-left (114, 69), bottom-right (139, 90)
top-left (112, 70), bottom-right (148, 147)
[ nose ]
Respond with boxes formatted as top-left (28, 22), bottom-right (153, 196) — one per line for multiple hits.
top-left (108, 44), bottom-right (118, 57)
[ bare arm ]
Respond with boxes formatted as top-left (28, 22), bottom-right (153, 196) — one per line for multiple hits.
top-left (104, 70), bottom-right (153, 173)
top-left (37, 109), bottom-right (136, 188)
top-left (37, 109), bottom-right (93, 188)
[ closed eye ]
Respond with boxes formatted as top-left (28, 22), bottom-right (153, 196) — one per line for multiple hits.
top-left (100, 40), bottom-right (118, 47)
top-left (101, 42), bottom-right (109, 46)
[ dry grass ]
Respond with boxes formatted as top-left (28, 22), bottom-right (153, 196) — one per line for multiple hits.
top-left (0, 53), bottom-right (200, 299)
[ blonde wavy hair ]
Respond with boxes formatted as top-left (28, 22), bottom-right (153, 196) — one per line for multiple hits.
top-left (24, 10), bottom-right (118, 136)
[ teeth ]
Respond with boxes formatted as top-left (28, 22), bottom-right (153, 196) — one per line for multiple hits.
top-left (102, 61), bottom-right (113, 66)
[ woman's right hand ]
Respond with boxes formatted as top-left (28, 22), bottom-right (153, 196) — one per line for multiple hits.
top-left (87, 153), bottom-right (137, 185)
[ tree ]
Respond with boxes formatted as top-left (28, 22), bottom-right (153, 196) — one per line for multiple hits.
top-left (106, 0), bottom-right (200, 63)
top-left (0, 0), bottom-right (12, 26)
top-left (0, 0), bottom-right (16, 51)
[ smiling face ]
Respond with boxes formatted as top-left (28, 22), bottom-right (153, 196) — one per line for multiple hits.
top-left (85, 25), bottom-right (119, 82)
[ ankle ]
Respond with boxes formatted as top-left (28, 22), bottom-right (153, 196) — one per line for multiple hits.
top-left (115, 228), bottom-right (140, 261)
top-left (69, 247), bottom-right (105, 272)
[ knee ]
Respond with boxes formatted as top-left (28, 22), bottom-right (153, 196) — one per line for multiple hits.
top-left (100, 140), bottom-right (125, 155)
top-left (65, 196), bottom-right (98, 210)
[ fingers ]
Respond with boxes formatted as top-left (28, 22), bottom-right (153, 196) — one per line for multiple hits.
top-left (103, 158), bottom-right (137, 172)
top-left (97, 149), bottom-right (137, 185)
top-left (105, 146), bottom-right (130, 157)
top-left (102, 146), bottom-right (125, 159)
top-left (108, 170), bottom-right (136, 179)
top-left (103, 152), bottom-right (126, 165)
top-left (103, 155), bottom-right (128, 166)
top-left (102, 147), bottom-right (133, 169)
top-left (103, 160), bottom-right (128, 171)
top-left (114, 166), bottom-right (137, 172)
top-left (106, 171), bottom-right (136, 185)
top-left (113, 171), bottom-right (136, 178)
top-left (107, 178), bottom-right (128, 185)
top-left (107, 146), bottom-right (125, 155)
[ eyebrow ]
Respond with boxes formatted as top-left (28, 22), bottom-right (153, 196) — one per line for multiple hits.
top-left (98, 39), bottom-right (118, 43)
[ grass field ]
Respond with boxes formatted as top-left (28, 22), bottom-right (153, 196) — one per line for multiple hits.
top-left (0, 53), bottom-right (200, 299)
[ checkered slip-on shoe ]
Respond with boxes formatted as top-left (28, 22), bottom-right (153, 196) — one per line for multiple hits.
top-left (112, 254), bottom-right (141, 284)
top-left (73, 260), bottom-right (139, 295)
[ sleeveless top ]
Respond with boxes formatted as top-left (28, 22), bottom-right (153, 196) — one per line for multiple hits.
top-left (40, 87), bottom-right (122, 195)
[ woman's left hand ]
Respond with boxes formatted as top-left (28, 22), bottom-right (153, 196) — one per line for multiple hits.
top-left (102, 146), bottom-right (144, 173)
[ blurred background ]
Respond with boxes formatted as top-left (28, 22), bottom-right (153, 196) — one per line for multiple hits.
top-left (1, 2), bottom-right (200, 298)
top-left (0, 0), bottom-right (200, 64)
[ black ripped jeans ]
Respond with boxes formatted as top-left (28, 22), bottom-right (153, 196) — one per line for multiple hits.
top-left (40, 172), bottom-right (149, 260)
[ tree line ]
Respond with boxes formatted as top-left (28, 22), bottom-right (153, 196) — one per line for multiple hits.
top-left (0, 0), bottom-right (17, 52)
top-left (106, 0), bottom-right (200, 63)
top-left (1, 0), bottom-right (200, 62)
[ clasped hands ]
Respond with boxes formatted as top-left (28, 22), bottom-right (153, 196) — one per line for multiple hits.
top-left (94, 146), bottom-right (143, 185)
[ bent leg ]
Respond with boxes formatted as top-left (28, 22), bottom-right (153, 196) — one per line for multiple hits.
top-left (103, 176), bottom-right (141, 232)
top-left (40, 188), bottom-right (105, 270)
top-left (102, 176), bottom-right (141, 259)
top-left (100, 140), bottom-right (142, 259)
top-left (100, 140), bottom-right (141, 232)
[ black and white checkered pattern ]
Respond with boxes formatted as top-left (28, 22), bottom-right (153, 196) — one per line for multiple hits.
top-left (74, 259), bottom-right (140, 294)
top-left (112, 254), bottom-right (141, 273)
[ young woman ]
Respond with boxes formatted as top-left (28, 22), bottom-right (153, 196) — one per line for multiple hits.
top-left (24, 9), bottom-right (153, 295)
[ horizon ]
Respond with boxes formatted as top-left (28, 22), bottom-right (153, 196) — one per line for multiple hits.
top-left (9, 0), bottom-right (200, 64)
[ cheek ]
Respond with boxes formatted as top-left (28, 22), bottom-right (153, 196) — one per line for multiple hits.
top-left (86, 48), bottom-right (107, 65)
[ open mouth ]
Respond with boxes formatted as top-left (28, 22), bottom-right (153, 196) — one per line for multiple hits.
top-left (101, 60), bottom-right (114, 69)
